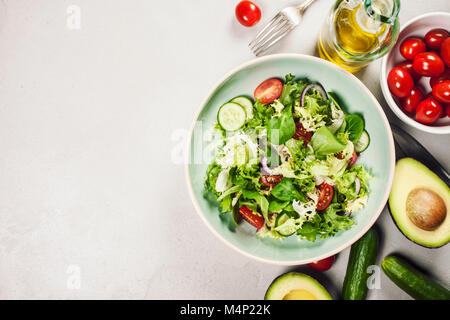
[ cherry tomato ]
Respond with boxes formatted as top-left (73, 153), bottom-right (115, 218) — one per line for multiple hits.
top-left (348, 152), bottom-right (358, 167)
top-left (400, 86), bottom-right (424, 113)
top-left (424, 28), bottom-right (449, 51)
top-left (235, 1), bottom-right (261, 27)
top-left (441, 38), bottom-right (450, 68)
top-left (415, 97), bottom-right (443, 124)
top-left (293, 122), bottom-right (313, 146)
top-left (432, 80), bottom-right (450, 103)
top-left (260, 175), bottom-right (283, 188)
top-left (308, 255), bottom-right (335, 272)
top-left (387, 67), bottom-right (414, 98)
top-left (446, 103), bottom-right (450, 118)
top-left (254, 78), bottom-right (283, 104)
top-left (430, 68), bottom-right (450, 87)
top-left (439, 103), bottom-right (448, 118)
top-left (413, 52), bottom-right (445, 77)
top-left (397, 61), bottom-right (422, 82)
top-left (400, 37), bottom-right (426, 60)
top-left (239, 206), bottom-right (264, 229)
top-left (317, 183), bottom-right (333, 211)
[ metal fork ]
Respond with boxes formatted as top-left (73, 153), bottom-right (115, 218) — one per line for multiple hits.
top-left (249, 0), bottom-right (317, 56)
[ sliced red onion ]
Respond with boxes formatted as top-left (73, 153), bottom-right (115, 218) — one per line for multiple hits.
top-left (260, 156), bottom-right (274, 175)
top-left (300, 83), bottom-right (329, 107)
top-left (355, 177), bottom-right (361, 195)
top-left (260, 143), bottom-right (283, 175)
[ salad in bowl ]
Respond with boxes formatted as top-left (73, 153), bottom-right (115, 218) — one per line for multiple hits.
top-left (205, 74), bottom-right (371, 242)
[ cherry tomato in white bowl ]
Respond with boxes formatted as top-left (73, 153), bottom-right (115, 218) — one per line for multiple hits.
top-left (432, 80), bottom-right (450, 103)
top-left (424, 28), bottom-right (449, 51)
top-left (412, 52), bottom-right (445, 77)
top-left (400, 37), bottom-right (426, 60)
top-left (380, 12), bottom-right (450, 134)
top-left (387, 67), bottom-right (413, 98)
top-left (400, 86), bottom-right (424, 113)
top-left (415, 97), bottom-right (443, 124)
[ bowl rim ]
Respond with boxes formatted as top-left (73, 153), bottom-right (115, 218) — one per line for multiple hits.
top-left (380, 11), bottom-right (450, 135)
top-left (185, 53), bottom-right (395, 265)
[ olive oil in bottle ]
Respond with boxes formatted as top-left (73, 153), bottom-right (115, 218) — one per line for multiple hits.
top-left (318, 0), bottom-right (400, 73)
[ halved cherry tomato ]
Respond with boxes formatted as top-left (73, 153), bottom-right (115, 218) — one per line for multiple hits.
top-left (348, 152), bottom-right (358, 167)
top-left (415, 97), bottom-right (443, 124)
top-left (239, 206), bottom-right (264, 229)
top-left (317, 183), bottom-right (334, 211)
top-left (400, 37), bottom-right (426, 60)
top-left (400, 86), bottom-right (424, 113)
top-left (260, 175), bottom-right (283, 188)
top-left (308, 255), bottom-right (335, 272)
top-left (235, 1), bottom-right (261, 27)
top-left (397, 61), bottom-right (422, 82)
top-left (293, 122), bottom-right (313, 146)
top-left (387, 67), bottom-right (414, 98)
top-left (441, 38), bottom-right (450, 68)
top-left (432, 80), bottom-right (450, 103)
top-left (430, 68), bottom-right (450, 87)
top-left (413, 52), bottom-right (445, 77)
top-left (254, 78), bottom-right (283, 104)
top-left (424, 28), bottom-right (449, 51)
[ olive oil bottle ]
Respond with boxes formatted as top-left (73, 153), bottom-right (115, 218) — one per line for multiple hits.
top-left (318, 0), bottom-right (400, 73)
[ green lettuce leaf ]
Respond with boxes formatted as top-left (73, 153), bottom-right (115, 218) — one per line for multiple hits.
top-left (345, 114), bottom-right (364, 142)
top-left (310, 126), bottom-right (346, 156)
top-left (241, 189), bottom-right (269, 221)
top-left (271, 178), bottom-right (306, 202)
top-left (268, 199), bottom-right (290, 213)
top-left (267, 105), bottom-right (296, 145)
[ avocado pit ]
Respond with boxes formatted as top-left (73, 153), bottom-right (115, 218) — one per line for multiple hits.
top-left (406, 188), bottom-right (446, 231)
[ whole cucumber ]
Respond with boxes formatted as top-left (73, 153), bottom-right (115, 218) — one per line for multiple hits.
top-left (342, 228), bottom-right (379, 300)
top-left (382, 255), bottom-right (450, 300)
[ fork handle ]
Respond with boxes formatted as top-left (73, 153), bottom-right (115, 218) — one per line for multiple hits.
top-left (297, 0), bottom-right (316, 13)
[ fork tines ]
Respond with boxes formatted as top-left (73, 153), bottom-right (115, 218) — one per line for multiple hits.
top-left (249, 13), bottom-right (294, 56)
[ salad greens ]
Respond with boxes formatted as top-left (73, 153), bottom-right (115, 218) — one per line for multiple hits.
top-left (205, 74), bottom-right (371, 242)
top-left (267, 105), bottom-right (296, 145)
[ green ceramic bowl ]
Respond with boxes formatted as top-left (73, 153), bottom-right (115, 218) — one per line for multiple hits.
top-left (186, 54), bottom-right (395, 265)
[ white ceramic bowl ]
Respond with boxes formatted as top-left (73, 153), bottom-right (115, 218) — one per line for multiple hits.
top-left (381, 12), bottom-right (450, 134)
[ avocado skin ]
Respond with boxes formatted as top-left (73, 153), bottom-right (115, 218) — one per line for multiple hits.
top-left (264, 272), bottom-right (332, 300)
top-left (388, 158), bottom-right (449, 248)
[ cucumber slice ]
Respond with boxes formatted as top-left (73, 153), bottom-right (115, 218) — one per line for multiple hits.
top-left (217, 102), bottom-right (246, 131)
top-left (275, 212), bottom-right (296, 237)
top-left (231, 96), bottom-right (254, 119)
top-left (354, 130), bottom-right (370, 153)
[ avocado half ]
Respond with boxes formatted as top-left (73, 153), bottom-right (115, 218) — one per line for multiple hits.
top-left (264, 272), bottom-right (332, 300)
top-left (388, 158), bottom-right (450, 248)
